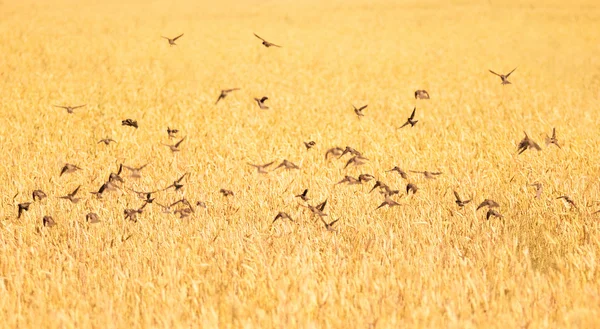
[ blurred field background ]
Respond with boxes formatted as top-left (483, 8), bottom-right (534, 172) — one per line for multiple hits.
top-left (1, 0), bottom-right (600, 327)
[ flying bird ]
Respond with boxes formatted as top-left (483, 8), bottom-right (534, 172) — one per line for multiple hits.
top-left (319, 217), bottom-right (340, 232)
top-left (254, 96), bottom-right (269, 109)
top-left (220, 189), bottom-right (234, 197)
top-left (545, 128), bottom-right (561, 149)
top-left (167, 127), bottom-right (179, 139)
top-left (163, 173), bottom-right (189, 192)
top-left (336, 175), bottom-right (360, 185)
top-left (18, 202), bottom-right (31, 219)
top-left (353, 104), bottom-right (368, 117)
top-left (274, 160), bottom-right (300, 170)
top-left (163, 137), bottom-right (186, 152)
top-left (273, 212), bottom-right (294, 224)
top-left (517, 132), bottom-right (542, 154)
top-left (43, 216), bottom-right (56, 227)
top-left (489, 67), bottom-right (517, 85)
top-left (325, 147), bottom-right (344, 159)
top-left (344, 155), bottom-right (368, 169)
top-left (98, 138), bottom-right (116, 145)
top-left (254, 33), bottom-right (281, 47)
top-left (215, 88), bottom-right (240, 104)
top-left (53, 104), bottom-right (86, 114)
top-left (295, 189), bottom-right (309, 201)
top-left (358, 174), bottom-right (376, 183)
top-left (32, 190), bottom-right (47, 201)
top-left (386, 166), bottom-right (408, 179)
top-left (59, 185), bottom-right (82, 204)
top-left (338, 146), bottom-right (362, 159)
top-left (247, 161), bottom-right (275, 174)
top-left (406, 183), bottom-right (418, 195)
top-left (370, 180), bottom-right (388, 193)
top-left (410, 170), bottom-right (443, 179)
top-left (304, 141), bottom-right (316, 150)
top-left (486, 209), bottom-right (503, 220)
top-left (123, 164), bottom-right (148, 179)
top-left (60, 163), bottom-right (81, 177)
top-left (121, 119), bottom-right (138, 128)
top-left (86, 212), bottom-right (100, 224)
top-left (399, 108), bottom-right (418, 128)
top-left (529, 183), bottom-right (543, 199)
top-left (476, 199), bottom-right (499, 210)
top-left (414, 90), bottom-right (430, 99)
top-left (376, 197), bottom-right (401, 210)
top-left (453, 191), bottom-right (471, 207)
top-left (557, 195), bottom-right (577, 209)
top-left (162, 33), bottom-right (184, 46)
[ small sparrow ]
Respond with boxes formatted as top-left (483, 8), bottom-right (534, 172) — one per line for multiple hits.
top-left (247, 161), bottom-right (275, 174)
top-left (32, 190), bottom-right (47, 201)
top-left (220, 189), bottom-right (234, 197)
top-left (376, 197), bottom-right (401, 210)
top-left (254, 33), bottom-right (281, 47)
top-left (304, 141), bottom-right (316, 150)
top-left (295, 189), bottom-right (309, 201)
top-left (98, 138), bottom-right (116, 145)
top-left (453, 191), bottom-right (471, 207)
top-left (86, 212), bottom-right (100, 224)
top-left (414, 90), bottom-right (430, 99)
top-left (386, 166), bottom-right (408, 179)
top-left (162, 33), bottom-right (184, 46)
top-left (517, 132), bottom-right (542, 154)
top-left (399, 108), bottom-right (418, 128)
top-left (273, 212), bottom-right (294, 224)
top-left (254, 96), bottom-right (269, 109)
top-left (353, 104), bottom-right (368, 117)
top-left (274, 160), bottom-right (300, 170)
top-left (545, 128), bottom-right (561, 149)
top-left (489, 67), bottom-right (517, 85)
top-left (60, 163), bottom-right (81, 177)
top-left (60, 185), bottom-right (82, 204)
top-left (215, 88), bottom-right (240, 104)
top-left (167, 127), bottom-right (179, 139)
top-left (406, 183), bottom-right (418, 195)
top-left (53, 104), bottom-right (86, 114)
top-left (18, 202), bottom-right (31, 218)
top-left (122, 119), bottom-right (138, 128)
top-left (486, 209), bottom-right (503, 220)
top-left (43, 215), bottom-right (56, 227)
top-left (476, 199), bottom-right (500, 210)
top-left (163, 137), bottom-right (186, 152)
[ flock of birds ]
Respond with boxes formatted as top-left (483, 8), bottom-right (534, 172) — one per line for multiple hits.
top-left (11, 33), bottom-right (580, 231)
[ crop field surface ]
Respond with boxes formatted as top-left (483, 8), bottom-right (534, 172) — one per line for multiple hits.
top-left (1, 0), bottom-right (600, 328)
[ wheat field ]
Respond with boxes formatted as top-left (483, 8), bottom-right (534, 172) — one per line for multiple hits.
top-left (1, 0), bottom-right (600, 328)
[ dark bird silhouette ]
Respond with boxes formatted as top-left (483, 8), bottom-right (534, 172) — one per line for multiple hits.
top-left (60, 185), bottom-right (82, 204)
top-left (344, 155), bottom-right (368, 169)
top-left (529, 183), bottom-right (543, 199)
top-left (489, 67), bottom-right (517, 85)
top-left (453, 191), bottom-right (471, 207)
top-left (53, 104), bottom-right (86, 114)
top-left (32, 190), bottom-right (47, 201)
top-left (163, 137), bottom-right (186, 152)
top-left (336, 175), bottom-right (360, 185)
top-left (410, 170), bottom-right (443, 179)
top-left (162, 33), bottom-right (184, 46)
top-left (18, 202), bottom-right (31, 218)
top-left (254, 33), bottom-right (281, 47)
top-left (370, 180), bottom-right (388, 193)
top-left (358, 174), bottom-right (375, 183)
top-left (319, 217), bottom-right (340, 232)
top-left (517, 132), bottom-right (542, 154)
top-left (123, 164), bottom-right (148, 179)
top-left (381, 186), bottom-right (400, 197)
top-left (338, 146), bottom-right (362, 158)
top-left (304, 141), bottom-right (316, 150)
top-left (406, 183), bottom-right (418, 195)
top-left (376, 197), bottom-right (401, 210)
top-left (317, 199), bottom-right (327, 212)
top-left (254, 96), bottom-right (269, 109)
top-left (247, 161), bottom-right (275, 174)
top-left (167, 127), bottom-right (179, 139)
top-left (545, 128), bottom-right (561, 149)
top-left (90, 182), bottom-right (117, 199)
top-left (163, 173), bottom-right (189, 192)
top-left (486, 209), bottom-right (503, 220)
top-left (414, 90), bottom-right (430, 99)
top-left (557, 195), bottom-right (577, 209)
top-left (60, 163), bottom-right (81, 177)
top-left (220, 189), bottom-right (234, 197)
top-left (215, 88), bottom-right (240, 104)
top-left (387, 166), bottom-right (408, 179)
top-left (43, 215), bottom-right (56, 227)
top-left (399, 108), bottom-right (418, 128)
top-left (274, 160), bottom-right (300, 170)
top-left (122, 119), bottom-right (138, 128)
top-left (325, 147), bottom-right (344, 159)
top-left (476, 199), bottom-right (499, 210)
top-left (98, 138), bottom-right (116, 145)
top-left (295, 189), bottom-right (309, 201)
top-left (86, 212), bottom-right (100, 224)
top-left (108, 163), bottom-right (124, 184)
top-left (353, 104), bottom-right (368, 117)
top-left (273, 212), bottom-right (294, 223)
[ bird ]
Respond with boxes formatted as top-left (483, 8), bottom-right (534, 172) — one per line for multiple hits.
top-left (86, 212), bottom-right (100, 224)
top-left (414, 90), bottom-right (430, 99)
top-left (90, 182), bottom-right (116, 199)
top-left (304, 141), bottom-right (316, 150)
top-left (486, 209), bottom-right (503, 220)
top-left (325, 147), bottom-right (344, 159)
top-left (60, 163), bottom-right (81, 177)
top-left (53, 104), bottom-right (86, 114)
top-left (406, 183), bottom-right (419, 195)
top-left (123, 164), bottom-right (148, 179)
top-left (304, 199), bottom-right (328, 218)
top-left (59, 185), bottom-right (82, 203)
top-left (18, 202), bottom-right (31, 218)
top-left (215, 88), bottom-right (240, 104)
top-left (163, 173), bottom-right (189, 192)
top-left (122, 119), bottom-right (138, 128)
top-left (489, 67), bottom-right (517, 85)
top-left (335, 175), bottom-right (360, 185)
top-left (517, 132), bottom-right (542, 154)
top-left (410, 170), bottom-right (443, 179)
top-left (338, 146), bottom-right (362, 158)
top-left (295, 189), bottom-right (309, 201)
top-left (167, 127), bottom-right (179, 139)
top-left (353, 104), bottom-right (368, 117)
top-left (529, 183), bottom-right (543, 199)
top-left (220, 189), bottom-right (234, 197)
top-left (124, 208), bottom-right (143, 222)
top-left (174, 208), bottom-right (193, 219)
top-left (163, 137), bottom-right (186, 152)
top-left (370, 180), bottom-right (388, 193)
top-left (254, 33), bottom-right (281, 47)
top-left (399, 108), bottom-right (418, 128)
top-left (319, 217), bottom-right (340, 232)
top-left (43, 215), bottom-right (56, 227)
top-left (108, 163), bottom-right (124, 184)
top-left (358, 174), bottom-right (376, 183)
top-left (98, 138), bottom-right (116, 145)
top-left (247, 161), bottom-right (275, 174)
top-left (476, 199), bottom-right (500, 210)
top-left (162, 33), bottom-right (184, 46)
top-left (376, 197), bottom-right (401, 210)
top-left (453, 191), bottom-right (471, 207)
top-left (545, 128), bottom-right (561, 149)
top-left (274, 160), bottom-right (300, 170)
top-left (170, 198), bottom-right (194, 212)
top-left (273, 212), bottom-right (294, 224)
top-left (386, 166), bottom-right (408, 179)
top-left (196, 201), bottom-right (207, 208)
top-left (254, 97), bottom-right (269, 109)
top-left (344, 155), bottom-right (368, 169)
top-left (32, 190), bottom-right (47, 201)
top-left (557, 195), bottom-right (577, 209)
top-left (381, 186), bottom-right (400, 197)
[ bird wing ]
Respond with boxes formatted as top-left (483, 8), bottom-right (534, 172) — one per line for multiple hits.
top-left (409, 108), bottom-right (416, 120)
top-left (173, 34), bottom-right (184, 41)
top-left (358, 105), bottom-right (368, 111)
top-left (254, 33), bottom-right (266, 41)
top-left (489, 70), bottom-right (502, 77)
top-left (505, 67), bottom-right (517, 77)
